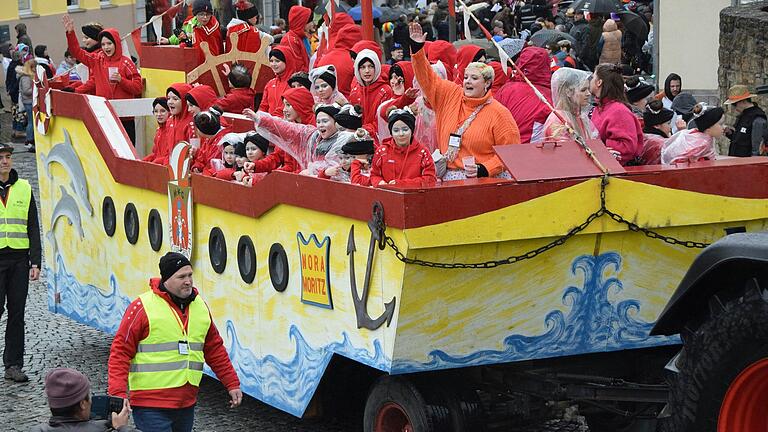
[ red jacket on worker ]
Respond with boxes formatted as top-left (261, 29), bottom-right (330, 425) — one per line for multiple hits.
top-left (107, 278), bottom-right (240, 409)
top-left (370, 137), bottom-right (437, 187)
top-left (495, 46), bottom-right (553, 144)
top-left (66, 28), bottom-right (142, 100)
top-left (315, 23), bottom-right (360, 97)
top-left (280, 5), bottom-right (312, 72)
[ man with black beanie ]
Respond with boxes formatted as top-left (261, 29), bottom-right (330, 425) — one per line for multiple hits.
top-left (107, 252), bottom-right (242, 432)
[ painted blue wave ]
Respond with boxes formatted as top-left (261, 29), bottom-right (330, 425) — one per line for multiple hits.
top-left (45, 254), bottom-right (132, 334)
top-left (391, 252), bottom-right (681, 373)
top-left (206, 321), bottom-right (390, 417)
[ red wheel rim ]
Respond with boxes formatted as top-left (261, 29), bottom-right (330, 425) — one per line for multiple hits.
top-left (375, 402), bottom-right (414, 432)
top-left (718, 357), bottom-right (768, 431)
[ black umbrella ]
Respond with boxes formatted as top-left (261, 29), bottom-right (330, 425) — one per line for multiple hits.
top-left (617, 10), bottom-right (649, 43)
top-left (529, 29), bottom-right (577, 48)
top-left (571, 0), bottom-right (620, 14)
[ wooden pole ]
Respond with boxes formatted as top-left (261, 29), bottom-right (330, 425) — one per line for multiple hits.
top-left (448, 0), bottom-right (456, 42)
top-left (361, 0), bottom-right (374, 40)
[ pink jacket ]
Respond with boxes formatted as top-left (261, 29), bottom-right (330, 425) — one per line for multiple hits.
top-left (591, 99), bottom-right (643, 165)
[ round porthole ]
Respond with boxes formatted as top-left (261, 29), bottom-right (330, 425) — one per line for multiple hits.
top-left (124, 203), bottom-right (139, 245)
top-left (269, 243), bottom-right (289, 292)
top-left (237, 236), bottom-right (256, 283)
top-left (102, 197), bottom-right (116, 237)
top-left (209, 227), bottom-right (227, 274)
top-left (147, 209), bottom-right (163, 251)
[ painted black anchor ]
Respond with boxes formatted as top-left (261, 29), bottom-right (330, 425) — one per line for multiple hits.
top-left (347, 202), bottom-right (396, 330)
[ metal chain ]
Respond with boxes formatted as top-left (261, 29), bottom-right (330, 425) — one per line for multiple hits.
top-left (378, 176), bottom-right (710, 269)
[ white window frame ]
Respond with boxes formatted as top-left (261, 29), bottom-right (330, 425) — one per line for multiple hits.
top-left (18, 0), bottom-right (32, 14)
top-left (67, 0), bottom-right (80, 11)
top-left (100, 0), bottom-right (113, 6)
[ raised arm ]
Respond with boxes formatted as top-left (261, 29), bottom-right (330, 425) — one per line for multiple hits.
top-left (63, 15), bottom-right (96, 68)
top-left (244, 108), bottom-right (316, 169)
top-left (409, 22), bottom-right (456, 114)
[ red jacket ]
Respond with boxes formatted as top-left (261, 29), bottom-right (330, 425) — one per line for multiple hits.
top-left (315, 13), bottom-right (354, 64)
top-left (592, 99), bottom-right (644, 165)
top-left (350, 159), bottom-right (372, 186)
top-left (143, 122), bottom-right (171, 165)
top-left (216, 87), bottom-right (256, 113)
top-left (259, 48), bottom-right (298, 117)
top-left (166, 83), bottom-right (195, 152)
top-left (370, 138), bottom-right (437, 187)
top-left (253, 147), bottom-right (301, 173)
top-left (192, 127), bottom-right (232, 172)
top-left (187, 85), bottom-right (219, 111)
top-left (108, 279), bottom-right (240, 409)
top-left (280, 6), bottom-right (312, 72)
top-left (225, 20), bottom-right (263, 53)
top-left (349, 50), bottom-right (393, 133)
top-left (315, 23), bottom-right (360, 98)
top-left (190, 15), bottom-right (224, 64)
top-left (495, 47), bottom-right (553, 144)
top-left (426, 40), bottom-right (457, 81)
top-left (66, 29), bottom-right (142, 100)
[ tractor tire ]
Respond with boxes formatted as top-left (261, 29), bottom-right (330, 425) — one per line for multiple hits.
top-left (535, 419), bottom-right (589, 432)
top-left (661, 280), bottom-right (768, 431)
top-left (363, 375), bottom-right (453, 432)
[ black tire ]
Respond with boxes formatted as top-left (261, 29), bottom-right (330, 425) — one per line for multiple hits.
top-left (535, 419), bottom-right (589, 432)
top-left (363, 376), bottom-right (453, 432)
top-left (661, 281), bottom-right (768, 431)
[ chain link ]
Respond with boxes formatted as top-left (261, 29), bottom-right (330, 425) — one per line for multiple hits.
top-left (378, 176), bottom-right (711, 269)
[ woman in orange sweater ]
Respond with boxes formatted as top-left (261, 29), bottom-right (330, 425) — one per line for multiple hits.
top-left (409, 22), bottom-right (521, 180)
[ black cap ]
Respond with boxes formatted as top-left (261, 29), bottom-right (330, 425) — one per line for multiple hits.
top-left (159, 252), bottom-right (192, 282)
top-left (244, 132), bottom-right (269, 154)
top-left (342, 129), bottom-right (375, 155)
top-left (193, 0), bottom-right (214, 16)
top-left (0, 144), bottom-right (14, 154)
top-left (694, 107), bottom-right (724, 132)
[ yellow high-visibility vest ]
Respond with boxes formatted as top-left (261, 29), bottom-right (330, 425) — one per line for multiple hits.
top-left (0, 179), bottom-right (31, 250)
top-left (128, 290), bottom-right (211, 391)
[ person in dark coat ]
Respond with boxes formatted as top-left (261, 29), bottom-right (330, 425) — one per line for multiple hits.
top-left (724, 85), bottom-right (767, 157)
top-left (15, 23), bottom-right (32, 48)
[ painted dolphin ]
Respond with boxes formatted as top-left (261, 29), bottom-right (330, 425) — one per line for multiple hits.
top-left (40, 129), bottom-right (93, 216)
top-left (50, 185), bottom-right (85, 239)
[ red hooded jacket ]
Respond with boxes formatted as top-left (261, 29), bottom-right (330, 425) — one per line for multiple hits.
top-left (314, 12), bottom-right (354, 63)
top-left (494, 47), bottom-right (553, 144)
top-left (66, 28), bottom-right (142, 100)
top-left (283, 86), bottom-right (316, 125)
top-left (186, 85), bottom-right (219, 111)
top-left (426, 40), bottom-right (457, 82)
top-left (349, 49), bottom-right (393, 135)
top-left (489, 61), bottom-right (508, 93)
top-left (378, 61), bottom-right (416, 124)
top-left (315, 23), bottom-right (360, 97)
top-left (144, 121), bottom-right (172, 165)
top-left (189, 15), bottom-right (224, 64)
top-left (454, 44), bottom-right (484, 85)
top-left (280, 6), bottom-right (312, 72)
top-left (216, 87), bottom-right (256, 113)
top-left (165, 83), bottom-right (195, 159)
top-left (370, 137), bottom-right (437, 187)
top-left (192, 126), bottom-right (232, 172)
top-left (226, 20), bottom-right (264, 53)
top-left (259, 47), bottom-right (298, 117)
top-left (107, 279), bottom-right (240, 409)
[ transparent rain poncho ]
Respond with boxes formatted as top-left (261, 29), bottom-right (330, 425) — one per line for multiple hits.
top-left (541, 68), bottom-right (598, 143)
top-left (410, 62), bottom-right (448, 155)
top-left (309, 65), bottom-right (349, 106)
top-left (661, 129), bottom-right (717, 165)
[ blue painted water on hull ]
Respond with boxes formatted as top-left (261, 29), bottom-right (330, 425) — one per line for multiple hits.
top-left (391, 252), bottom-right (681, 373)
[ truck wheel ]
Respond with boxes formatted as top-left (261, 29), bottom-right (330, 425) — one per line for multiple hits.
top-left (536, 419), bottom-right (588, 432)
top-left (663, 282), bottom-right (768, 431)
top-left (363, 376), bottom-right (453, 432)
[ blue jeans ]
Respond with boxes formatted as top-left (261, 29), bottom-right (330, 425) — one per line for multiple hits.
top-left (23, 103), bottom-right (33, 143)
top-left (132, 405), bottom-right (195, 432)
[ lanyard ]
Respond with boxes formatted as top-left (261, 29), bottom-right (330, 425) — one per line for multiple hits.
top-left (167, 301), bottom-right (189, 341)
top-left (455, 99), bottom-right (492, 136)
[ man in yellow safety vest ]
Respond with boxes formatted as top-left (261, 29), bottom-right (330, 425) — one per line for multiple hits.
top-left (0, 143), bottom-right (41, 383)
top-left (107, 252), bottom-right (242, 431)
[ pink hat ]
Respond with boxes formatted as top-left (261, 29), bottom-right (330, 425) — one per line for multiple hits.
top-left (45, 368), bottom-right (91, 408)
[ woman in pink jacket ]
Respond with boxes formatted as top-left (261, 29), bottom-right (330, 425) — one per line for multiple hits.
top-left (589, 63), bottom-right (643, 165)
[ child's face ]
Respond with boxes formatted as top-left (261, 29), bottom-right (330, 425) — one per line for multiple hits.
top-left (235, 155), bottom-right (247, 167)
top-left (245, 143), bottom-right (264, 161)
top-left (339, 154), bottom-right (353, 170)
top-left (283, 100), bottom-right (299, 122)
top-left (188, 104), bottom-right (201, 116)
top-left (270, 57), bottom-right (286, 75)
top-left (166, 92), bottom-right (182, 115)
top-left (153, 105), bottom-right (169, 124)
top-left (222, 145), bottom-right (236, 165)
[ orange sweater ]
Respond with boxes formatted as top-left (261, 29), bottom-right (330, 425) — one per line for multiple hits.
top-left (411, 48), bottom-right (521, 176)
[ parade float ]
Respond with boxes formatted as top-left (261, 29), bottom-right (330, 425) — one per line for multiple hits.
top-left (30, 8), bottom-right (768, 432)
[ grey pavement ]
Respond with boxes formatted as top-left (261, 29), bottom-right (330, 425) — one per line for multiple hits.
top-left (0, 105), bottom-right (356, 431)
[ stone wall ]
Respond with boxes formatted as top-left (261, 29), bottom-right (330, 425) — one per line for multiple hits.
top-left (718, 1), bottom-right (768, 151)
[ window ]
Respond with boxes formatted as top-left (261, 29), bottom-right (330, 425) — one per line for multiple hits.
top-left (67, 0), bottom-right (80, 9)
top-left (18, 0), bottom-right (31, 13)
top-left (100, 0), bottom-right (112, 5)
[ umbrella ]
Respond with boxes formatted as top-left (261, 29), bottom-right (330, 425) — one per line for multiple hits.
top-left (570, 0), bottom-right (620, 14)
top-left (349, 5), bottom-right (383, 21)
top-left (529, 29), bottom-right (577, 48)
top-left (379, 6), bottom-right (403, 23)
top-left (617, 10), bottom-right (649, 43)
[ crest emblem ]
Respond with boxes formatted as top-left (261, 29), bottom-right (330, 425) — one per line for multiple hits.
top-left (168, 143), bottom-right (193, 258)
top-left (297, 233), bottom-right (333, 309)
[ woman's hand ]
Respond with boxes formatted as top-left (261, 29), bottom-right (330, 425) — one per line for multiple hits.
top-left (62, 15), bottom-right (75, 33)
top-left (404, 87), bottom-right (419, 99)
top-left (409, 22), bottom-right (426, 44)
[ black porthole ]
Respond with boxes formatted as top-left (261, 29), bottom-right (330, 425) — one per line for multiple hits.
top-left (102, 197), bottom-right (116, 237)
top-left (148, 209), bottom-right (163, 251)
top-left (269, 243), bottom-right (289, 292)
top-left (124, 203), bottom-right (139, 245)
top-left (237, 236), bottom-right (256, 283)
top-left (209, 227), bottom-right (227, 274)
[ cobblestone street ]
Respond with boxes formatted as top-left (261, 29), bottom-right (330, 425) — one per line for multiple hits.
top-left (0, 109), bottom-right (357, 431)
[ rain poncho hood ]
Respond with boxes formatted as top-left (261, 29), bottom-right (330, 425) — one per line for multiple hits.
top-left (661, 129), bottom-right (717, 165)
top-left (309, 65), bottom-right (348, 105)
top-left (543, 68), bottom-right (596, 141)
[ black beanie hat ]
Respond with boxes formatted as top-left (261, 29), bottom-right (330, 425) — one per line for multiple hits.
top-left (159, 252), bottom-right (191, 282)
top-left (317, 71), bottom-right (337, 90)
top-left (235, 140), bottom-right (248, 157)
top-left (643, 103), bottom-right (674, 127)
top-left (625, 80), bottom-right (654, 104)
top-left (235, 0), bottom-right (259, 21)
top-left (244, 131), bottom-right (269, 154)
top-left (287, 72), bottom-right (312, 90)
top-left (314, 103), bottom-right (341, 118)
top-left (390, 63), bottom-right (404, 79)
top-left (152, 97), bottom-right (169, 111)
top-left (269, 47), bottom-right (286, 63)
top-left (334, 105), bottom-right (363, 130)
top-left (193, 0), bottom-right (214, 16)
top-left (342, 128), bottom-right (375, 155)
top-left (694, 107), bottom-right (724, 132)
top-left (81, 23), bottom-right (103, 41)
top-left (387, 109), bottom-right (416, 135)
top-left (194, 110), bottom-right (221, 136)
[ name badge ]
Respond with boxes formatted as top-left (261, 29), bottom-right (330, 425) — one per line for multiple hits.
top-left (449, 133), bottom-right (461, 148)
top-left (178, 341), bottom-right (189, 355)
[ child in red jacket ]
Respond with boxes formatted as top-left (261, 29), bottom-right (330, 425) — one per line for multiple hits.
top-left (191, 108), bottom-right (231, 173)
top-left (371, 108), bottom-right (437, 188)
top-left (204, 132), bottom-right (243, 178)
top-left (216, 64), bottom-right (256, 113)
top-left (346, 129), bottom-right (376, 186)
top-left (144, 97), bottom-right (171, 165)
